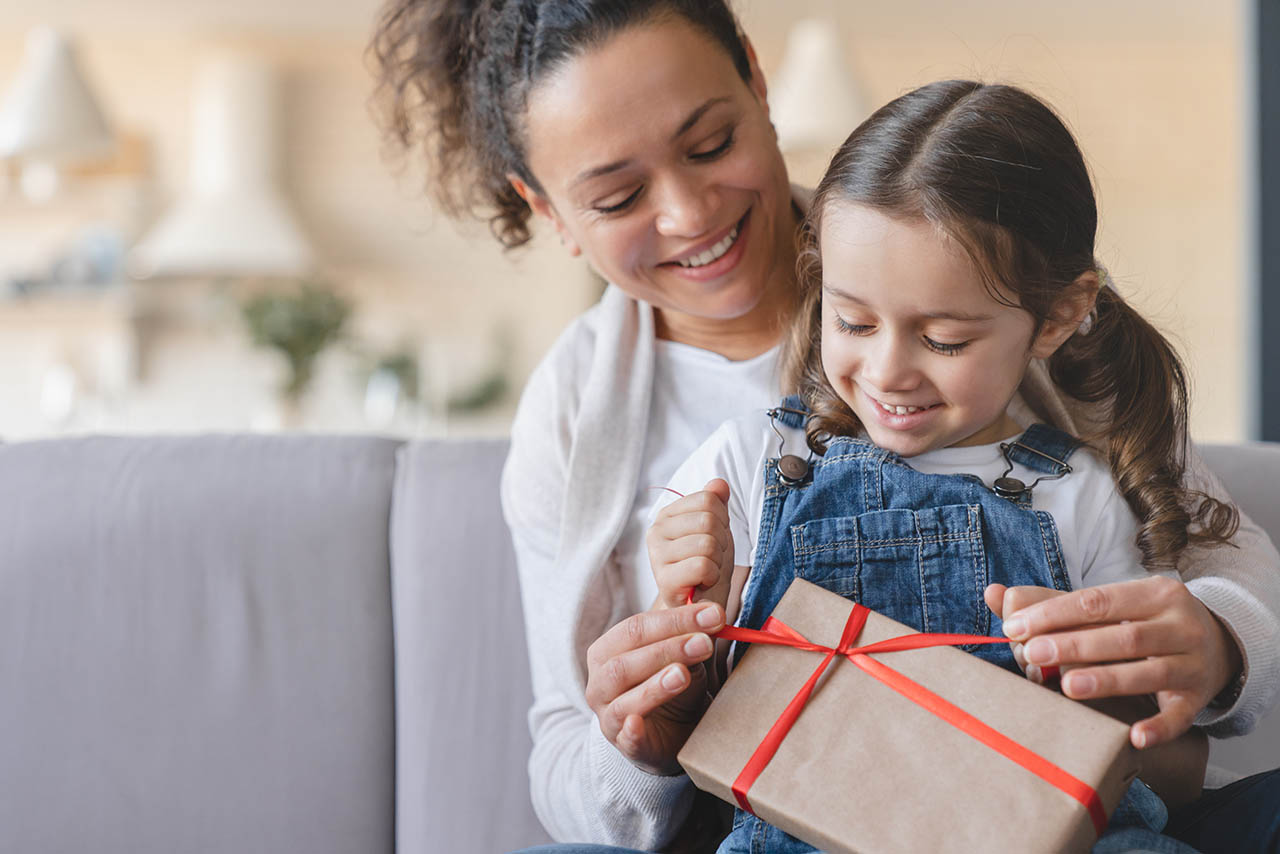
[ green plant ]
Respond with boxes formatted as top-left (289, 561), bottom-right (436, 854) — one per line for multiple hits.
top-left (241, 283), bottom-right (350, 401)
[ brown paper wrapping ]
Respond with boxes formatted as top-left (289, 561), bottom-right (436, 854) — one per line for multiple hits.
top-left (678, 579), bottom-right (1139, 854)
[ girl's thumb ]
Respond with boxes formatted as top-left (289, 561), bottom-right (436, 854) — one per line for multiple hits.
top-left (703, 478), bottom-right (731, 503)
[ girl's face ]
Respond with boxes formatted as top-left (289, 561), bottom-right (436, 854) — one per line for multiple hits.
top-left (819, 203), bottom-right (1073, 458)
top-left (515, 18), bottom-right (796, 343)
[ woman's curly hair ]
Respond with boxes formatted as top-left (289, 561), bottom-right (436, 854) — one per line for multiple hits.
top-left (368, 0), bottom-right (751, 248)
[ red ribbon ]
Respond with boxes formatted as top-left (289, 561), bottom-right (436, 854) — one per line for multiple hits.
top-left (712, 602), bottom-right (1108, 836)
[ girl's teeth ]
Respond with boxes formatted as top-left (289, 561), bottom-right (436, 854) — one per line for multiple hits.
top-left (678, 226), bottom-right (739, 268)
top-left (880, 401), bottom-right (924, 415)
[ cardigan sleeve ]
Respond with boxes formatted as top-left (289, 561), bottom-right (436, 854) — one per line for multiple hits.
top-left (501, 323), bottom-right (696, 848)
top-left (1179, 447), bottom-right (1280, 735)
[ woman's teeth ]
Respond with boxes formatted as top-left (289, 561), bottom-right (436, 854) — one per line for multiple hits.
top-left (676, 226), bottom-right (739, 268)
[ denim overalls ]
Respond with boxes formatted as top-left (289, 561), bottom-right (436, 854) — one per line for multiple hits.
top-left (716, 402), bottom-right (1183, 854)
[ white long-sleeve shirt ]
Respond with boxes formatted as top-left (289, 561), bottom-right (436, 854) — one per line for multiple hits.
top-left (500, 285), bottom-right (1280, 848)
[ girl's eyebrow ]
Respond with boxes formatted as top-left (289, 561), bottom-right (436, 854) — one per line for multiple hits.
top-left (569, 97), bottom-right (733, 189)
top-left (822, 283), bottom-right (995, 323)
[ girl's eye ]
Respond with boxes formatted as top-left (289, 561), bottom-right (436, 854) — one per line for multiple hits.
top-left (594, 186), bottom-right (642, 215)
top-left (924, 336), bottom-right (969, 355)
top-left (834, 315), bottom-right (872, 335)
top-left (691, 128), bottom-right (735, 161)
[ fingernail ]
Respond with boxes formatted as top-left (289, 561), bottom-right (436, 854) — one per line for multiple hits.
top-left (684, 634), bottom-right (712, 658)
top-left (1133, 727), bottom-right (1148, 749)
top-left (1025, 637), bottom-right (1057, 665)
top-left (1064, 672), bottom-right (1096, 696)
top-left (696, 605), bottom-right (721, 629)
top-left (661, 664), bottom-right (686, 691)
top-left (1003, 616), bottom-right (1028, 639)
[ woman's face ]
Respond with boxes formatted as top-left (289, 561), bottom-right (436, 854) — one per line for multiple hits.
top-left (516, 18), bottom-right (796, 341)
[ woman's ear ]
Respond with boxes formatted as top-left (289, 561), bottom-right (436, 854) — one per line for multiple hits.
top-left (1029, 271), bottom-right (1101, 359)
top-left (509, 174), bottom-right (581, 257)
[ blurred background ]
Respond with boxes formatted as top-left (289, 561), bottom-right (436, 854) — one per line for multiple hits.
top-left (0, 0), bottom-right (1271, 442)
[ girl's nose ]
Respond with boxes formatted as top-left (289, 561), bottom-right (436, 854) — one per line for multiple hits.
top-left (653, 174), bottom-right (720, 238)
top-left (861, 333), bottom-right (921, 393)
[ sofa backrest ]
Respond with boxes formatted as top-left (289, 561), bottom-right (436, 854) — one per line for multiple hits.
top-left (390, 438), bottom-right (551, 854)
top-left (0, 435), bottom-right (403, 854)
top-left (1199, 442), bottom-right (1280, 778)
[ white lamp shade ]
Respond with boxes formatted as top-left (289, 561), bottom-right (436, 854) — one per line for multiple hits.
top-left (0, 28), bottom-right (113, 161)
top-left (768, 19), bottom-right (865, 152)
top-left (130, 53), bottom-right (312, 278)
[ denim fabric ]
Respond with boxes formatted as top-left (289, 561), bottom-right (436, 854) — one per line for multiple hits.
top-left (1166, 769), bottom-right (1280, 853)
top-left (718, 418), bottom-right (1180, 854)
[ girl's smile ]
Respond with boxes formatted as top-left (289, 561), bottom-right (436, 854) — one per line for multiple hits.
top-left (818, 202), bottom-right (1065, 458)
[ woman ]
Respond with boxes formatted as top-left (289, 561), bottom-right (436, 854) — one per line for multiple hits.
top-left (369, 2), bottom-right (1280, 851)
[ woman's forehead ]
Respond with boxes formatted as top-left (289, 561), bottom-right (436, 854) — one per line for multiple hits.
top-left (523, 19), bottom-right (751, 188)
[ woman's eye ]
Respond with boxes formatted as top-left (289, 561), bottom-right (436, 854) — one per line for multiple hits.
top-left (691, 128), bottom-right (735, 161)
top-left (835, 316), bottom-right (872, 335)
top-left (594, 186), bottom-right (642, 215)
top-left (924, 336), bottom-right (969, 355)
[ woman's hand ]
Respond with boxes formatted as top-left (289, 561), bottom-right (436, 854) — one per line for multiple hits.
top-left (646, 479), bottom-right (734, 610)
top-left (985, 577), bottom-right (1243, 749)
top-left (584, 600), bottom-right (725, 776)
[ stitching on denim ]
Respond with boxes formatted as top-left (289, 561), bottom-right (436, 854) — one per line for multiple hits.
top-left (1034, 510), bottom-right (1073, 591)
top-left (792, 531), bottom-right (981, 554)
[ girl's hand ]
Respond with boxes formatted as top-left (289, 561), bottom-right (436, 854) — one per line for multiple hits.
top-left (985, 577), bottom-right (1243, 749)
top-left (584, 601), bottom-right (726, 776)
top-left (646, 479), bottom-right (734, 610)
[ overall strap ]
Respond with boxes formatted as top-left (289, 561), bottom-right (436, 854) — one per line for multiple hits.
top-left (1003, 423), bottom-right (1083, 476)
top-left (768, 394), bottom-right (809, 430)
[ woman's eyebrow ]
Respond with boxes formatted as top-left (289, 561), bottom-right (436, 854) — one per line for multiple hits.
top-left (570, 97), bottom-right (733, 189)
top-left (822, 284), bottom-right (994, 322)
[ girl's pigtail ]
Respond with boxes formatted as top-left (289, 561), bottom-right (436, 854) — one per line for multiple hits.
top-left (1050, 284), bottom-right (1239, 568)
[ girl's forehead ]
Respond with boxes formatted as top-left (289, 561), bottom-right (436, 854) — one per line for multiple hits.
top-left (819, 204), bottom-right (1016, 313)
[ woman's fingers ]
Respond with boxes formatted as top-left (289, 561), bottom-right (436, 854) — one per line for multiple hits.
top-left (1020, 617), bottom-right (1190, 669)
top-left (1130, 692), bottom-right (1201, 749)
top-left (1001, 576), bottom-right (1177, 640)
top-left (585, 605), bottom-right (723, 710)
top-left (1056, 655), bottom-right (1202, 700)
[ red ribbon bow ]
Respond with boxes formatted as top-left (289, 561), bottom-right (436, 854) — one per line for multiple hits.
top-left (712, 602), bottom-right (1108, 836)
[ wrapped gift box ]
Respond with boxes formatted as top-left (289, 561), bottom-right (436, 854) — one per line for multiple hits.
top-left (678, 578), bottom-right (1139, 854)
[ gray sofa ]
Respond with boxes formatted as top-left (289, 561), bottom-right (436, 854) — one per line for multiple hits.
top-left (0, 435), bottom-right (1276, 853)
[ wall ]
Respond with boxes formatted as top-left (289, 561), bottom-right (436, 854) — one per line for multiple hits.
top-left (0, 0), bottom-right (1251, 440)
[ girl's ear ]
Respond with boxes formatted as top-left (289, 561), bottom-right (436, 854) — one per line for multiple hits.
top-left (1029, 271), bottom-right (1101, 359)
top-left (509, 174), bottom-right (581, 256)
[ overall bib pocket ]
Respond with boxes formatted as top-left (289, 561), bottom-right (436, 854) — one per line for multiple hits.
top-left (789, 503), bottom-right (990, 639)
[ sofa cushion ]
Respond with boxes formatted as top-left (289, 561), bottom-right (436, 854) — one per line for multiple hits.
top-left (0, 435), bottom-right (402, 854)
top-left (390, 438), bottom-right (551, 853)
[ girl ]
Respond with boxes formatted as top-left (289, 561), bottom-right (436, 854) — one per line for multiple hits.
top-left (370, 2), bottom-right (1280, 850)
top-left (649, 80), bottom-right (1243, 853)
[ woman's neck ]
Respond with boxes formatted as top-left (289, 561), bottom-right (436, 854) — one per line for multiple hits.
top-left (653, 200), bottom-right (801, 361)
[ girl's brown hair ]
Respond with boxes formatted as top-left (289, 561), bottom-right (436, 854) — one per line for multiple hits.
top-left (368, 0), bottom-right (751, 248)
top-left (784, 79), bottom-right (1237, 570)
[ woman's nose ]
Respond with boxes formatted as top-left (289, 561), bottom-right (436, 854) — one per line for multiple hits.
top-left (653, 174), bottom-right (719, 238)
